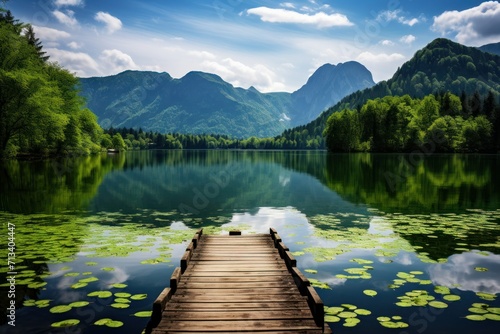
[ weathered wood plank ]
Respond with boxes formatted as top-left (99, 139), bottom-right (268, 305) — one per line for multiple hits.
top-left (154, 319), bottom-right (321, 331)
top-left (147, 229), bottom-right (329, 334)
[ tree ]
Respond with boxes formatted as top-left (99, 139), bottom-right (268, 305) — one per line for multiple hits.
top-left (24, 25), bottom-right (49, 62)
top-left (112, 133), bottom-right (126, 151)
top-left (0, 12), bottom-right (103, 158)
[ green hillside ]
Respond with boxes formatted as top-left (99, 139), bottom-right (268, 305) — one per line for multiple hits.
top-left (275, 38), bottom-right (500, 149)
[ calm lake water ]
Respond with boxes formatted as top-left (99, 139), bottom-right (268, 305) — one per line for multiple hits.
top-left (1, 150), bottom-right (499, 333)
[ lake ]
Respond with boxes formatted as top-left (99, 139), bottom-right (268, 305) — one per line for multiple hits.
top-left (1, 150), bottom-right (499, 333)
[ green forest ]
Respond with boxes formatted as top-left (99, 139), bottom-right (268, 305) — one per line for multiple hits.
top-left (0, 10), bottom-right (103, 158)
top-left (324, 92), bottom-right (500, 152)
top-left (1, 9), bottom-right (500, 158)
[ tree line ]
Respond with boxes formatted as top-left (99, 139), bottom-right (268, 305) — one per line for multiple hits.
top-left (0, 9), bottom-right (103, 158)
top-left (324, 92), bottom-right (500, 153)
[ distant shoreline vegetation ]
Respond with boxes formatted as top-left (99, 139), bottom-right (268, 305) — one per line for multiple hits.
top-left (1, 9), bottom-right (499, 159)
top-left (324, 92), bottom-right (500, 153)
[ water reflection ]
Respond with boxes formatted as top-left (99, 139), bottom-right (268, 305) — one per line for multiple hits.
top-left (429, 252), bottom-right (500, 294)
top-left (323, 153), bottom-right (500, 213)
top-left (0, 153), bottom-right (125, 214)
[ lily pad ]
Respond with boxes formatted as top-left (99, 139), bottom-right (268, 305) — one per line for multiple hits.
top-left (114, 298), bottom-right (131, 304)
top-left (69, 301), bottom-right (90, 308)
top-left (443, 294), bottom-right (461, 302)
top-left (111, 283), bottom-right (127, 289)
top-left (487, 307), bottom-right (500, 314)
top-left (363, 289), bottom-right (377, 297)
top-left (130, 294), bottom-right (147, 300)
top-left (325, 315), bottom-right (341, 322)
top-left (337, 311), bottom-right (357, 318)
top-left (51, 319), bottom-right (80, 327)
top-left (94, 318), bottom-right (124, 327)
top-left (49, 305), bottom-right (72, 313)
top-left (133, 311), bottom-right (153, 318)
top-left (304, 269), bottom-right (318, 274)
top-left (465, 314), bottom-right (486, 321)
top-left (114, 292), bottom-right (132, 298)
top-left (110, 303), bottom-right (130, 309)
top-left (483, 313), bottom-right (500, 321)
top-left (354, 308), bottom-right (371, 315)
top-left (87, 291), bottom-right (112, 298)
top-left (429, 301), bottom-right (448, 309)
top-left (474, 267), bottom-right (488, 272)
top-left (79, 277), bottom-right (99, 283)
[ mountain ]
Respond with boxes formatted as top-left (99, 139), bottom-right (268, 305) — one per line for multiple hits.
top-left (79, 62), bottom-right (374, 137)
top-left (479, 42), bottom-right (500, 56)
top-left (291, 61), bottom-right (375, 126)
top-left (275, 38), bottom-right (500, 148)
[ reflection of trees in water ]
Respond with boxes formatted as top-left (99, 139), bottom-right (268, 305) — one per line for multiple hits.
top-left (0, 153), bottom-right (126, 214)
top-left (323, 153), bottom-right (500, 213)
top-left (0, 154), bottom-right (126, 325)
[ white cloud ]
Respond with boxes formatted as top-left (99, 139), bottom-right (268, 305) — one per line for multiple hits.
top-left (188, 50), bottom-right (216, 59)
top-left (201, 58), bottom-right (286, 92)
top-left (67, 41), bottom-right (82, 49)
top-left (54, 0), bottom-right (84, 7)
top-left (247, 7), bottom-right (354, 28)
top-left (94, 12), bottom-right (122, 34)
top-left (377, 9), bottom-right (420, 26)
top-left (45, 48), bottom-right (100, 76)
top-left (379, 39), bottom-right (394, 46)
top-left (356, 51), bottom-right (406, 82)
top-left (432, 1), bottom-right (500, 46)
top-left (52, 9), bottom-right (78, 27)
top-left (400, 34), bottom-right (416, 45)
top-left (401, 17), bottom-right (419, 26)
top-left (32, 25), bottom-right (71, 41)
top-left (280, 2), bottom-right (295, 9)
top-left (99, 49), bottom-right (139, 73)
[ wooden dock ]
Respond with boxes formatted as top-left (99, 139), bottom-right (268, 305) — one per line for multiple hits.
top-left (145, 228), bottom-right (332, 333)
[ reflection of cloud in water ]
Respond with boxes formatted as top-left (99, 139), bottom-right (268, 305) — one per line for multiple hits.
top-left (395, 252), bottom-right (413, 265)
top-left (429, 251), bottom-right (500, 294)
top-left (99, 267), bottom-right (129, 288)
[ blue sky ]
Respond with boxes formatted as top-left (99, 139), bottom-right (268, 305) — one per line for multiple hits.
top-left (6, 0), bottom-right (500, 92)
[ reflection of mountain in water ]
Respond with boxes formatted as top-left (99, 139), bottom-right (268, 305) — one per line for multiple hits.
top-left (89, 150), bottom-right (370, 224)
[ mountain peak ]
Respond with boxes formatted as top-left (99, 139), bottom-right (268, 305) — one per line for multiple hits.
top-left (290, 61), bottom-right (375, 124)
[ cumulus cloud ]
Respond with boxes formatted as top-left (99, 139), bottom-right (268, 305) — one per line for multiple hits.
top-left (94, 11), bottom-right (122, 34)
top-left (432, 1), bottom-right (500, 45)
top-left (379, 39), bottom-right (395, 46)
top-left (188, 50), bottom-right (216, 59)
top-left (247, 7), bottom-right (353, 28)
top-left (400, 34), bottom-right (416, 44)
top-left (99, 49), bottom-right (139, 73)
top-left (356, 51), bottom-right (406, 82)
top-left (32, 25), bottom-right (71, 41)
top-left (201, 58), bottom-right (285, 92)
top-left (53, 9), bottom-right (78, 27)
top-left (45, 48), bottom-right (100, 76)
top-left (54, 0), bottom-right (84, 7)
top-left (377, 9), bottom-right (420, 26)
top-left (67, 41), bottom-right (82, 49)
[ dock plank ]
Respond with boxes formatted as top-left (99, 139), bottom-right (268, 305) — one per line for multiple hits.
top-left (146, 229), bottom-right (330, 334)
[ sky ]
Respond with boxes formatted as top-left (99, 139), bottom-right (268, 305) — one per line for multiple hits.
top-left (6, 0), bottom-right (500, 92)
